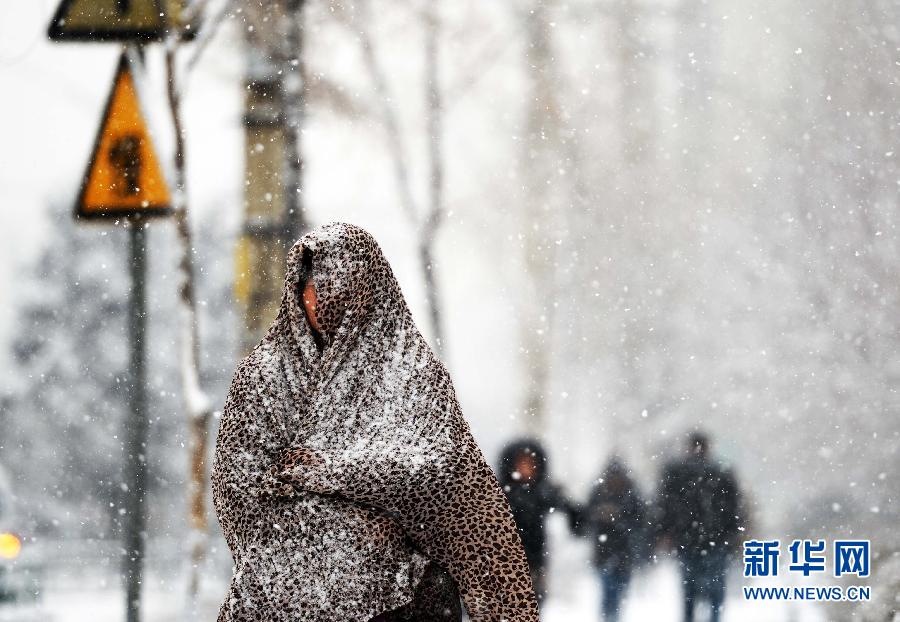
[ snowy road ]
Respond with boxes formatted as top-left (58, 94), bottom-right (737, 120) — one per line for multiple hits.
top-left (0, 524), bottom-right (826, 622)
top-left (0, 564), bottom-right (826, 622)
top-left (542, 560), bottom-right (825, 622)
top-left (541, 516), bottom-right (824, 622)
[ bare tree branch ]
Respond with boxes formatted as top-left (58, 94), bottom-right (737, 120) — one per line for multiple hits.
top-left (306, 75), bottom-right (369, 118)
top-left (185, 0), bottom-right (235, 74)
top-left (421, 0), bottom-right (444, 351)
top-left (354, 0), bottom-right (420, 224)
top-left (342, 0), bottom-right (447, 352)
top-left (164, 29), bottom-right (215, 616)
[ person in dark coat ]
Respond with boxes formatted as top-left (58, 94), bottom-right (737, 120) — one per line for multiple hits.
top-left (497, 439), bottom-right (579, 604)
top-left (582, 457), bottom-right (645, 622)
top-left (655, 431), bottom-right (743, 622)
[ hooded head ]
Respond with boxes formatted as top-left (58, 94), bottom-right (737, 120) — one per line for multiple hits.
top-left (498, 438), bottom-right (548, 486)
top-left (599, 456), bottom-right (634, 495)
top-left (686, 430), bottom-right (710, 460)
top-left (277, 222), bottom-right (407, 357)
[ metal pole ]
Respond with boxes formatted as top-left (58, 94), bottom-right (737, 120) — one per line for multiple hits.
top-left (123, 216), bottom-right (148, 622)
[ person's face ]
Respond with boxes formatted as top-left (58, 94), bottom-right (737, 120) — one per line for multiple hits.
top-left (689, 439), bottom-right (708, 458)
top-left (607, 472), bottom-right (626, 493)
top-left (302, 279), bottom-right (320, 334)
top-left (513, 453), bottom-right (538, 483)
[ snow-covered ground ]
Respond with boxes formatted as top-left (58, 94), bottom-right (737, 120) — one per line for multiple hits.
top-left (542, 557), bottom-right (825, 622)
top-left (0, 564), bottom-right (825, 622)
top-left (0, 522), bottom-right (826, 622)
top-left (541, 516), bottom-right (824, 622)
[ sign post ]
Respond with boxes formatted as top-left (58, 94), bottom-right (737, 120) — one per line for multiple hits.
top-left (79, 49), bottom-right (171, 622)
top-left (123, 215), bottom-right (148, 622)
top-left (49, 9), bottom-right (174, 610)
top-left (49, 0), bottom-right (191, 618)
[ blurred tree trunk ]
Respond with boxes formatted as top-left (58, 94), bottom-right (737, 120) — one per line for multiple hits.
top-left (162, 3), bottom-right (240, 612)
top-left (612, 0), bottom-right (645, 413)
top-left (776, 0), bottom-right (900, 542)
top-left (611, 0), bottom-right (667, 422)
top-left (238, 1), bottom-right (310, 352)
top-left (675, 0), bottom-right (716, 199)
top-left (616, 0), bottom-right (654, 169)
top-left (282, 0), bottom-right (309, 243)
top-left (164, 40), bottom-right (213, 616)
top-left (518, 0), bottom-right (562, 435)
top-left (422, 0), bottom-right (445, 353)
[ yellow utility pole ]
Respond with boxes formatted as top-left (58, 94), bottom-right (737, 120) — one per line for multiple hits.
top-left (235, 1), bottom-right (307, 351)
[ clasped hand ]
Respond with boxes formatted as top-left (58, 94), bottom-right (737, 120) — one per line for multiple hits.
top-left (255, 446), bottom-right (329, 500)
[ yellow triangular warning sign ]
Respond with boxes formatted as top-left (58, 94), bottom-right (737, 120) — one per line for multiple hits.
top-left (48, 0), bottom-right (185, 42)
top-left (76, 53), bottom-right (172, 220)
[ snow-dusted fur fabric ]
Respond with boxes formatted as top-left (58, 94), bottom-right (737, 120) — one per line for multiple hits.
top-left (212, 223), bottom-right (539, 621)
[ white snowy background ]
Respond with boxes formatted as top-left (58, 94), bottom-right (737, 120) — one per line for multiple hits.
top-left (0, 0), bottom-right (897, 620)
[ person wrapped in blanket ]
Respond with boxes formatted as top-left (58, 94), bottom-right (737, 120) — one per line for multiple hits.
top-left (212, 222), bottom-right (539, 622)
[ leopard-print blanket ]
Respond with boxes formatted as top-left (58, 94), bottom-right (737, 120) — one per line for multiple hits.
top-left (211, 223), bottom-right (538, 621)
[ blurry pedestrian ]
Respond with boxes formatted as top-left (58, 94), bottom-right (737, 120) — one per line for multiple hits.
top-left (582, 457), bottom-right (645, 622)
top-left (497, 439), bottom-right (580, 604)
top-left (655, 431), bottom-right (743, 622)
